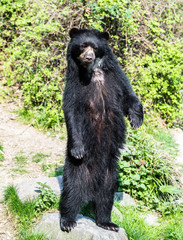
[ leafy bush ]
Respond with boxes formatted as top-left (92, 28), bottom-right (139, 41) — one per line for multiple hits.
top-left (1, 0), bottom-right (182, 128)
top-left (35, 182), bottom-right (59, 213)
top-left (118, 119), bottom-right (181, 208)
top-left (127, 42), bottom-right (183, 126)
top-left (1, 0), bottom-right (84, 128)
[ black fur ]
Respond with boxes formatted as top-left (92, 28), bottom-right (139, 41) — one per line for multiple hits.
top-left (60, 28), bottom-right (143, 232)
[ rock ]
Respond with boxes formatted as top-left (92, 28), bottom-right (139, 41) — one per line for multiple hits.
top-left (142, 212), bottom-right (159, 226)
top-left (34, 213), bottom-right (128, 240)
top-left (114, 192), bottom-right (136, 206)
top-left (16, 176), bottom-right (63, 201)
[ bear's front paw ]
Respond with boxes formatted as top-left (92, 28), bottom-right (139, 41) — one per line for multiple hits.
top-left (70, 144), bottom-right (85, 159)
top-left (129, 101), bottom-right (143, 129)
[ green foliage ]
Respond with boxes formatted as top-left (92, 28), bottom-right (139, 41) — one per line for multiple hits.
top-left (18, 233), bottom-right (44, 240)
top-left (35, 182), bottom-right (59, 213)
top-left (86, 0), bottom-right (183, 126)
top-left (127, 42), bottom-right (183, 126)
top-left (1, 0), bottom-right (182, 128)
top-left (159, 199), bottom-right (183, 216)
top-left (15, 153), bottom-right (28, 165)
top-left (159, 185), bottom-right (182, 195)
top-left (1, 0), bottom-right (72, 128)
top-left (113, 204), bottom-right (183, 240)
top-left (113, 205), bottom-right (158, 240)
top-left (4, 185), bottom-right (36, 221)
top-left (13, 152), bottom-right (28, 174)
top-left (4, 184), bottom-right (59, 239)
top-left (41, 162), bottom-right (52, 172)
top-left (144, 119), bottom-right (178, 157)
top-left (118, 119), bottom-right (181, 209)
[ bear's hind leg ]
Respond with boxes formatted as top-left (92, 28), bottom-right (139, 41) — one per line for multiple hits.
top-left (60, 189), bottom-right (82, 232)
top-left (93, 189), bottom-right (119, 232)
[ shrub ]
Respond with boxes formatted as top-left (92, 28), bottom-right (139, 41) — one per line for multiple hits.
top-left (1, 0), bottom-right (182, 127)
top-left (127, 42), bottom-right (183, 126)
top-left (118, 119), bottom-right (181, 209)
top-left (1, 0), bottom-right (84, 128)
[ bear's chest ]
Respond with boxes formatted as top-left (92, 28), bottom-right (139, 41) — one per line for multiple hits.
top-left (88, 68), bottom-right (107, 110)
top-left (91, 68), bottom-right (105, 85)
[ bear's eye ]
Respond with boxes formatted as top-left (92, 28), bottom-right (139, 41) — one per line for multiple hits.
top-left (80, 43), bottom-right (87, 48)
top-left (80, 43), bottom-right (87, 52)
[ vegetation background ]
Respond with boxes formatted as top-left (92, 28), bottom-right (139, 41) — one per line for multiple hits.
top-left (1, 0), bottom-right (182, 128)
top-left (0, 0), bottom-right (183, 239)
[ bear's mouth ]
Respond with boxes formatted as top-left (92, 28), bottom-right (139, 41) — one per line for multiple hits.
top-left (83, 58), bottom-right (93, 64)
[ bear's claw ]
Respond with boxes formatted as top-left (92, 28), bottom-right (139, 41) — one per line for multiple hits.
top-left (60, 219), bottom-right (77, 232)
top-left (97, 222), bottom-right (119, 232)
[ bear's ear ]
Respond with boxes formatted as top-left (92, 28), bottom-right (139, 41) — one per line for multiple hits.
top-left (101, 32), bottom-right (109, 40)
top-left (69, 28), bottom-right (79, 38)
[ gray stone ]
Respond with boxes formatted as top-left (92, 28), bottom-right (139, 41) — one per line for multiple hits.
top-left (114, 192), bottom-right (136, 206)
top-left (142, 213), bottom-right (159, 226)
top-left (34, 213), bottom-right (128, 240)
top-left (16, 176), bottom-right (63, 201)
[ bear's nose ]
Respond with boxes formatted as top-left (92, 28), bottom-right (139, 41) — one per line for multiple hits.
top-left (86, 55), bottom-right (93, 61)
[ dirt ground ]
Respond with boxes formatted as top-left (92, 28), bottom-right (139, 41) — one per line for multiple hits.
top-left (0, 102), bottom-right (66, 239)
top-left (0, 101), bottom-right (182, 240)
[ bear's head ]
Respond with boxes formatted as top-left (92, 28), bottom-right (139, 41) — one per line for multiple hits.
top-left (68, 28), bottom-right (109, 68)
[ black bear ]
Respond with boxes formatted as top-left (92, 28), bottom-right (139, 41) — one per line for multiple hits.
top-left (60, 28), bottom-right (143, 232)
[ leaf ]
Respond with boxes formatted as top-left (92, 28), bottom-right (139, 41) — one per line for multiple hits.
top-left (123, 180), bottom-right (130, 185)
top-left (132, 174), bottom-right (140, 181)
top-left (139, 183), bottom-right (147, 190)
top-left (159, 185), bottom-right (182, 194)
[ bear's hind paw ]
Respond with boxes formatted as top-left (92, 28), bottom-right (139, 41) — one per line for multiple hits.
top-left (60, 218), bottom-right (77, 232)
top-left (97, 221), bottom-right (119, 232)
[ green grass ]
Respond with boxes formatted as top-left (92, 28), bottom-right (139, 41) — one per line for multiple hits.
top-left (112, 204), bottom-right (183, 240)
top-left (17, 108), bottom-right (64, 131)
top-left (15, 154), bottom-right (28, 165)
top-left (4, 185), bottom-right (58, 239)
top-left (0, 143), bottom-right (5, 161)
top-left (13, 152), bottom-right (28, 174)
top-left (161, 213), bottom-right (183, 240)
top-left (4, 185), bottom-right (36, 220)
top-left (141, 113), bottom-right (178, 157)
top-left (18, 232), bottom-right (45, 240)
top-left (147, 127), bottom-right (178, 156)
top-left (112, 207), bottom-right (158, 240)
top-left (41, 162), bottom-right (53, 172)
top-left (32, 153), bottom-right (49, 163)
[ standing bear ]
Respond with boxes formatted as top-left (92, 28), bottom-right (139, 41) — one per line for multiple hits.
top-left (60, 28), bottom-right (143, 232)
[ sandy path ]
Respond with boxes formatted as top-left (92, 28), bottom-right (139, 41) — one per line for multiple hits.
top-left (0, 102), bottom-right (66, 239)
